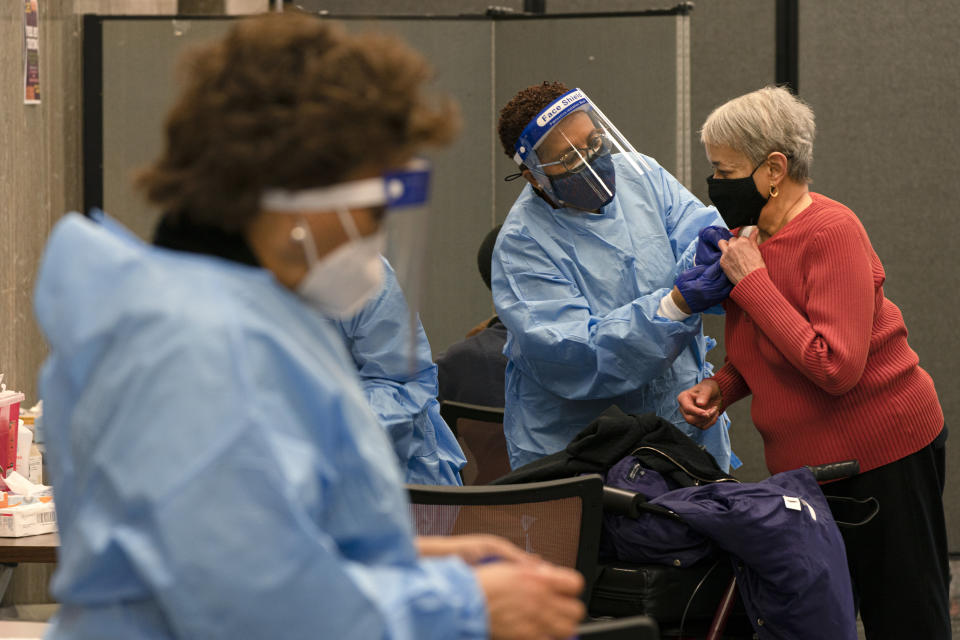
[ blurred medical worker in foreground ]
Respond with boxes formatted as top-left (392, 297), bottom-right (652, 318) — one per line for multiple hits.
top-left (493, 82), bottom-right (737, 471)
top-left (34, 14), bottom-right (583, 639)
top-left (333, 256), bottom-right (466, 485)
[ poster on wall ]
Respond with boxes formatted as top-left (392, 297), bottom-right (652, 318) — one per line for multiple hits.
top-left (24, 0), bottom-right (40, 104)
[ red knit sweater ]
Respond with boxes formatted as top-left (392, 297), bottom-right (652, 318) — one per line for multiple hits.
top-left (712, 193), bottom-right (943, 474)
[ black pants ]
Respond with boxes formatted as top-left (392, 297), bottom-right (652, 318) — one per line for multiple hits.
top-left (822, 427), bottom-right (951, 640)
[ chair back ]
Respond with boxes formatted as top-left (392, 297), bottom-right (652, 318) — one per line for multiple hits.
top-left (407, 474), bottom-right (604, 601)
top-left (439, 400), bottom-right (510, 485)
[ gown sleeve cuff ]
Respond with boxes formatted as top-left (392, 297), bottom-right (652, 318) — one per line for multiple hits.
top-left (712, 365), bottom-right (748, 410)
top-left (657, 291), bottom-right (692, 322)
top-left (421, 557), bottom-right (489, 640)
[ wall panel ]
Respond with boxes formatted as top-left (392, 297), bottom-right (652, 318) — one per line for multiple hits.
top-left (0, 0), bottom-right (84, 607)
top-left (94, 13), bottom-right (685, 355)
top-left (800, 0), bottom-right (960, 549)
top-left (0, 1), bottom-right (83, 409)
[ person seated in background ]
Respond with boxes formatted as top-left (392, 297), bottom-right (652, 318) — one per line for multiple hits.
top-left (492, 81), bottom-right (737, 471)
top-left (33, 14), bottom-right (584, 639)
top-left (436, 224), bottom-right (509, 408)
top-left (333, 255), bottom-right (466, 485)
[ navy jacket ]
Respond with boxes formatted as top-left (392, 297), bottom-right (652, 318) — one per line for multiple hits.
top-left (605, 459), bottom-right (858, 640)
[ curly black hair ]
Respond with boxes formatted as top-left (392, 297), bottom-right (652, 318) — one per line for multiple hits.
top-left (496, 81), bottom-right (569, 159)
top-left (137, 12), bottom-right (460, 231)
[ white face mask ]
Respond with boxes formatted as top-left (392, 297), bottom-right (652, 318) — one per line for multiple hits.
top-left (292, 209), bottom-right (385, 319)
top-left (261, 160), bottom-right (431, 320)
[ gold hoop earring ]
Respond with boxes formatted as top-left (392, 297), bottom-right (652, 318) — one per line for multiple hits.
top-left (770, 184), bottom-right (780, 198)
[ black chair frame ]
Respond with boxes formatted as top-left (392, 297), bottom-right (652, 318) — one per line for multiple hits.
top-left (576, 615), bottom-right (659, 639)
top-left (438, 400), bottom-right (505, 438)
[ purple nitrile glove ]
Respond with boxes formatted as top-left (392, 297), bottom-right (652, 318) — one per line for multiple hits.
top-left (675, 260), bottom-right (734, 313)
top-left (695, 225), bottom-right (733, 266)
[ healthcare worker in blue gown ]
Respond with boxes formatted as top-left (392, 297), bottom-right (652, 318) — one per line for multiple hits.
top-left (32, 15), bottom-right (585, 640)
top-left (493, 82), bottom-right (738, 471)
top-left (334, 256), bottom-right (466, 485)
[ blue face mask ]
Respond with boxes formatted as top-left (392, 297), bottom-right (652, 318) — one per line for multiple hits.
top-left (548, 153), bottom-right (616, 212)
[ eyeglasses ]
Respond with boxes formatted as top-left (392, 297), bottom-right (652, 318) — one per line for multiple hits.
top-left (538, 131), bottom-right (611, 174)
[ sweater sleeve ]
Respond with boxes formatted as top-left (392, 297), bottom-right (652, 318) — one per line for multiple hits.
top-left (729, 220), bottom-right (874, 395)
top-left (712, 361), bottom-right (751, 410)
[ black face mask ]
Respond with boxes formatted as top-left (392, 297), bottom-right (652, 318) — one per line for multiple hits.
top-left (706, 163), bottom-right (767, 229)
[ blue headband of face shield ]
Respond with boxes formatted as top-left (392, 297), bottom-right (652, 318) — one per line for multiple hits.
top-left (260, 159), bottom-right (431, 213)
top-left (512, 88), bottom-right (590, 167)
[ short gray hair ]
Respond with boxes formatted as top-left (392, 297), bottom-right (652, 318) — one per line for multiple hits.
top-left (700, 86), bottom-right (815, 183)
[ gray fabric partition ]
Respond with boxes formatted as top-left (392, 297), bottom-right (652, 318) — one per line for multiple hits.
top-left (689, 1), bottom-right (775, 488)
top-left (798, 1), bottom-right (960, 550)
top-left (95, 13), bottom-right (687, 358)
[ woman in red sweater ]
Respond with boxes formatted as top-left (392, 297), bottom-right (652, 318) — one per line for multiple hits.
top-left (677, 86), bottom-right (950, 640)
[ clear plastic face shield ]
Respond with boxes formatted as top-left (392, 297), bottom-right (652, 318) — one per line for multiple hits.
top-left (378, 161), bottom-right (432, 328)
top-left (513, 88), bottom-right (652, 212)
top-left (261, 160), bottom-right (432, 363)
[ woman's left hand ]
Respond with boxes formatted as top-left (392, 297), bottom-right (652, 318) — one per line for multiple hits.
top-left (718, 232), bottom-right (766, 284)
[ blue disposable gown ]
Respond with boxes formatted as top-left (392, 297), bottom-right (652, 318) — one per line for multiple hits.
top-left (492, 153), bottom-right (737, 471)
top-left (334, 258), bottom-right (466, 486)
top-left (33, 214), bottom-right (487, 639)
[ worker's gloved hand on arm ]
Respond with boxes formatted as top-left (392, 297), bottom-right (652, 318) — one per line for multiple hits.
top-left (694, 225), bottom-right (733, 266)
top-left (675, 261), bottom-right (733, 313)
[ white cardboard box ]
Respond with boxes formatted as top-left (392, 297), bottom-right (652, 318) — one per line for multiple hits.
top-left (0, 501), bottom-right (56, 537)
